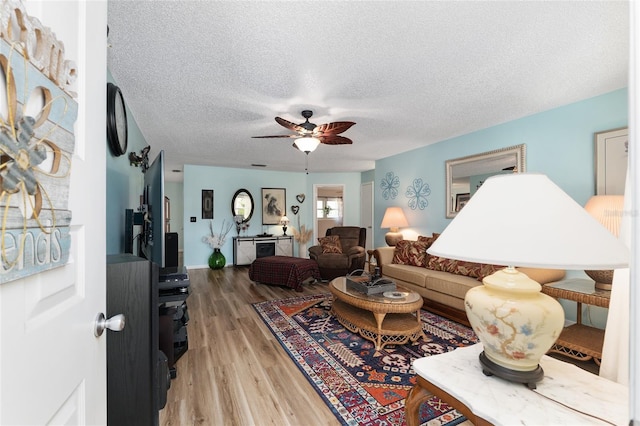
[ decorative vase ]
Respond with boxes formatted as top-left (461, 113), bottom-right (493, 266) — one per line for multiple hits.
top-left (208, 248), bottom-right (226, 269)
top-left (298, 242), bottom-right (307, 258)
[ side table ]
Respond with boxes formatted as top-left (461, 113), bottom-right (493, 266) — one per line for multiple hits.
top-left (541, 278), bottom-right (610, 364)
top-left (405, 344), bottom-right (627, 426)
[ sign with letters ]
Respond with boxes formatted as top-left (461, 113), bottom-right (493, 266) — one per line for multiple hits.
top-left (0, 0), bottom-right (78, 283)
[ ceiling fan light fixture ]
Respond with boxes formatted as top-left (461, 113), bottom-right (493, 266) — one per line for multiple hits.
top-left (294, 136), bottom-right (321, 153)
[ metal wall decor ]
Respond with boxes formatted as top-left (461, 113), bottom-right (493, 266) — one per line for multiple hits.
top-left (380, 171), bottom-right (400, 200)
top-left (405, 178), bottom-right (431, 210)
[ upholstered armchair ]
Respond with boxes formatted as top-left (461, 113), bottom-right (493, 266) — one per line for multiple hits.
top-left (309, 226), bottom-right (367, 280)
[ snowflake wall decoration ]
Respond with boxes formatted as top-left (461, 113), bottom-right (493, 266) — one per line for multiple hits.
top-left (380, 171), bottom-right (400, 200)
top-left (406, 178), bottom-right (431, 210)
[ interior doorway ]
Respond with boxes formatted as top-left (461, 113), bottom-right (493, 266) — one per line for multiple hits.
top-left (360, 182), bottom-right (374, 252)
top-left (313, 184), bottom-right (345, 242)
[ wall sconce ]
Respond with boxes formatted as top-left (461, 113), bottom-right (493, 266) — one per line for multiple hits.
top-left (129, 145), bottom-right (150, 171)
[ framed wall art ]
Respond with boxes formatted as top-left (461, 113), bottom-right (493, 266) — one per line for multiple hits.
top-left (455, 193), bottom-right (470, 212)
top-left (595, 127), bottom-right (628, 195)
top-left (261, 188), bottom-right (286, 225)
top-left (202, 189), bottom-right (214, 219)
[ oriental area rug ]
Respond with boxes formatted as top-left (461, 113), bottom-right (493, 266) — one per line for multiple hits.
top-left (252, 294), bottom-right (478, 425)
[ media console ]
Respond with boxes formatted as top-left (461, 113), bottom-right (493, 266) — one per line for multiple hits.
top-left (233, 235), bottom-right (293, 266)
top-left (159, 266), bottom-right (190, 379)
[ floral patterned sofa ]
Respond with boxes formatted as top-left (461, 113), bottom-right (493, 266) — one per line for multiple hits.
top-left (373, 233), bottom-right (565, 325)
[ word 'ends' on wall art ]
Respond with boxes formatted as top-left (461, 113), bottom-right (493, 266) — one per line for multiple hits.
top-left (0, 0), bottom-right (79, 283)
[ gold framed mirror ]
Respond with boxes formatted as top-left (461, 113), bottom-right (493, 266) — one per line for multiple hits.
top-left (446, 144), bottom-right (526, 218)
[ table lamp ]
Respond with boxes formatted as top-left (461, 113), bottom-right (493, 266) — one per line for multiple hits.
top-left (583, 195), bottom-right (625, 290)
top-left (428, 173), bottom-right (629, 388)
top-left (280, 215), bottom-right (290, 236)
top-left (380, 207), bottom-right (408, 246)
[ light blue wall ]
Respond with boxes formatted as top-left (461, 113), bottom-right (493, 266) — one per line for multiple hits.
top-left (182, 166), bottom-right (362, 267)
top-left (361, 169), bottom-right (375, 183)
top-left (373, 89), bottom-right (628, 248)
top-left (106, 70), bottom-right (148, 255)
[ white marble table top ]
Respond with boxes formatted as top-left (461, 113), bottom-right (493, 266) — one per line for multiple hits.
top-left (412, 344), bottom-right (628, 425)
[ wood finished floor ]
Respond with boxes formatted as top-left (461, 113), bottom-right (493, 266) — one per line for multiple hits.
top-left (159, 266), bottom-right (340, 425)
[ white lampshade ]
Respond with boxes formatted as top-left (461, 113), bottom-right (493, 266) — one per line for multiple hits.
top-left (428, 173), bottom-right (629, 270)
top-left (380, 207), bottom-right (409, 231)
top-left (427, 173), bottom-right (629, 388)
top-left (380, 207), bottom-right (409, 246)
top-left (280, 215), bottom-right (290, 225)
top-left (294, 137), bottom-right (321, 153)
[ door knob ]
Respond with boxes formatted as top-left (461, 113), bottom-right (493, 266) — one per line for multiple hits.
top-left (94, 313), bottom-right (126, 337)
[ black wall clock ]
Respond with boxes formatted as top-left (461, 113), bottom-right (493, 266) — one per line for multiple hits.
top-left (107, 82), bottom-right (128, 156)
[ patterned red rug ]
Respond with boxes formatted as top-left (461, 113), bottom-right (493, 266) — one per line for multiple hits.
top-left (252, 293), bottom-right (478, 425)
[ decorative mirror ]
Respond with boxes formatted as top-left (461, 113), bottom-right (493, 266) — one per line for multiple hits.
top-left (231, 189), bottom-right (254, 223)
top-left (446, 144), bottom-right (526, 218)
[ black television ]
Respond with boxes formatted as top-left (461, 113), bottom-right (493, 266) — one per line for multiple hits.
top-left (140, 150), bottom-right (165, 268)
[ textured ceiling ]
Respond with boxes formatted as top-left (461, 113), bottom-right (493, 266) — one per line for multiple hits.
top-left (107, 1), bottom-right (629, 181)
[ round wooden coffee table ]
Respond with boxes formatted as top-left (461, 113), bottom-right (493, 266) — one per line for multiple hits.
top-left (329, 277), bottom-right (425, 350)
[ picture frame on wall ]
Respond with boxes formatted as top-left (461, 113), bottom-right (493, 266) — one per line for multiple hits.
top-left (202, 189), bottom-right (214, 219)
top-left (595, 127), bottom-right (628, 195)
top-left (261, 188), bottom-right (286, 225)
top-left (455, 193), bottom-right (470, 212)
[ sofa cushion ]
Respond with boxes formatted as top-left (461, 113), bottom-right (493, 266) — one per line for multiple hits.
top-left (318, 235), bottom-right (342, 254)
top-left (381, 263), bottom-right (430, 289)
top-left (392, 239), bottom-right (429, 267)
top-left (423, 269), bottom-right (481, 299)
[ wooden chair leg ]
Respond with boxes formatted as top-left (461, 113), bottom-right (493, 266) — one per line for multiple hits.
top-left (405, 381), bottom-right (432, 426)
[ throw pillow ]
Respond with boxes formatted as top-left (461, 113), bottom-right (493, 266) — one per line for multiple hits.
top-left (427, 255), bottom-right (505, 281)
top-left (318, 235), bottom-right (342, 254)
top-left (392, 239), bottom-right (428, 267)
top-left (418, 232), bottom-right (440, 249)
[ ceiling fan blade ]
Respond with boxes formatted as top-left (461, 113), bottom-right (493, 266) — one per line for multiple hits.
top-left (252, 134), bottom-right (297, 139)
top-left (275, 117), bottom-right (308, 134)
top-left (314, 121), bottom-right (356, 135)
top-left (320, 135), bottom-right (353, 145)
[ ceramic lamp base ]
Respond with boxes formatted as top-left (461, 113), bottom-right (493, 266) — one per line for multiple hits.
top-left (464, 267), bottom-right (564, 386)
top-left (479, 351), bottom-right (543, 390)
top-left (384, 231), bottom-right (403, 246)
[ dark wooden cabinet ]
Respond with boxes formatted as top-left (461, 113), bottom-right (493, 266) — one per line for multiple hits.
top-left (107, 254), bottom-right (167, 426)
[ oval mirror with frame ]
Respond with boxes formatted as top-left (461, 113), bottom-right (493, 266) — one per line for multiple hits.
top-left (446, 144), bottom-right (526, 218)
top-left (231, 189), bottom-right (254, 223)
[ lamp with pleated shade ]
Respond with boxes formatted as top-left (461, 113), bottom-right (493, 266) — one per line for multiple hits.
top-left (583, 195), bottom-right (625, 289)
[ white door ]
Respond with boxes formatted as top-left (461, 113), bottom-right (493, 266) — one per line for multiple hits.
top-left (360, 182), bottom-right (374, 251)
top-left (0, 2), bottom-right (107, 424)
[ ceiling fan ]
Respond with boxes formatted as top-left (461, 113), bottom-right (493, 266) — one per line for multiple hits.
top-left (252, 110), bottom-right (355, 154)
